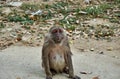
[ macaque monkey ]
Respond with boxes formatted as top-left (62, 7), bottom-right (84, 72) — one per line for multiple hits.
top-left (42, 26), bottom-right (80, 79)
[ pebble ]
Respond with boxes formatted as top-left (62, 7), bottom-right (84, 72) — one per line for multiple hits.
top-left (90, 48), bottom-right (94, 51)
top-left (99, 51), bottom-right (104, 54)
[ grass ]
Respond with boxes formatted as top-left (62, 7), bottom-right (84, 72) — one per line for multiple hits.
top-left (84, 3), bottom-right (112, 17)
top-left (6, 8), bottom-right (34, 25)
top-left (85, 6), bottom-right (103, 16)
top-left (0, 22), bottom-right (5, 28)
top-left (8, 15), bottom-right (25, 22)
top-left (114, 0), bottom-right (120, 4)
top-left (7, 14), bottom-right (34, 25)
top-left (41, 9), bottom-right (53, 20)
top-left (0, 0), bottom-right (119, 42)
top-left (20, 3), bottom-right (40, 11)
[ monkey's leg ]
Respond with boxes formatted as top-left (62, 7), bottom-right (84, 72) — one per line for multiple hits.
top-left (67, 52), bottom-right (81, 79)
top-left (43, 55), bottom-right (52, 79)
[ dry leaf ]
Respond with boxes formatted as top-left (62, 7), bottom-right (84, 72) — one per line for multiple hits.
top-left (80, 71), bottom-right (92, 74)
top-left (107, 47), bottom-right (113, 51)
top-left (80, 71), bottom-right (87, 74)
top-left (92, 76), bottom-right (99, 79)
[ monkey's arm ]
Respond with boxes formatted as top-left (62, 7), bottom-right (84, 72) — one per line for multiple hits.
top-left (42, 45), bottom-right (52, 77)
top-left (66, 51), bottom-right (81, 79)
top-left (62, 37), bottom-right (73, 55)
top-left (66, 51), bottom-right (74, 78)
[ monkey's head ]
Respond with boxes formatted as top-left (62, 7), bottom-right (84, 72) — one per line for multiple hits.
top-left (49, 26), bottom-right (65, 43)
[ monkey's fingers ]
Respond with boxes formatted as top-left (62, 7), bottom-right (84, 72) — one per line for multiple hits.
top-left (50, 69), bottom-right (57, 76)
top-left (63, 67), bottom-right (69, 74)
top-left (72, 75), bottom-right (81, 79)
top-left (46, 76), bottom-right (52, 79)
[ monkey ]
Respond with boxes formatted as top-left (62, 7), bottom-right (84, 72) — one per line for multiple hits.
top-left (42, 26), bottom-right (80, 79)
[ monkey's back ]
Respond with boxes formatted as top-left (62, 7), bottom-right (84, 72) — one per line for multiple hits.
top-left (49, 44), bottom-right (67, 73)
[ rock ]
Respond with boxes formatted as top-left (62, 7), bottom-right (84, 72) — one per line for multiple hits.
top-left (76, 20), bottom-right (79, 24)
top-left (31, 10), bottom-right (42, 16)
top-left (84, 0), bottom-right (91, 4)
top-left (83, 32), bottom-right (88, 39)
top-left (112, 56), bottom-right (118, 59)
top-left (1, 8), bottom-right (12, 15)
top-left (6, 28), bottom-right (12, 31)
top-left (7, 2), bottom-right (23, 7)
top-left (79, 11), bottom-right (87, 14)
top-left (10, 33), bottom-right (17, 38)
top-left (22, 34), bottom-right (32, 42)
top-left (107, 47), bottom-right (113, 51)
top-left (1, 29), bottom-right (6, 32)
top-left (90, 48), bottom-right (94, 51)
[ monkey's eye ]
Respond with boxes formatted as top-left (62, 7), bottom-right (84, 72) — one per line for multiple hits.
top-left (52, 29), bottom-right (63, 34)
top-left (52, 29), bottom-right (57, 33)
top-left (59, 29), bottom-right (63, 33)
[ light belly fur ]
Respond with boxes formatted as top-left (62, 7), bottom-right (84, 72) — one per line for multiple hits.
top-left (50, 53), bottom-right (66, 72)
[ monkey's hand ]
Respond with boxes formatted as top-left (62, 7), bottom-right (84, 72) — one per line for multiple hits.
top-left (72, 75), bottom-right (81, 79)
top-left (46, 76), bottom-right (52, 79)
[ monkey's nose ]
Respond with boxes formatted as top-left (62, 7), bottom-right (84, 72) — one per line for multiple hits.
top-left (53, 56), bottom-right (56, 59)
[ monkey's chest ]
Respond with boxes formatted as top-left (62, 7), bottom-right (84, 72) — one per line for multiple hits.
top-left (49, 52), bottom-right (66, 72)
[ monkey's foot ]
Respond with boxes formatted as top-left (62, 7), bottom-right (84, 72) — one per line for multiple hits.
top-left (72, 75), bottom-right (81, 79)
top-left (46, 76), bottom-right (52, 79)
top-left (63, 67), bottom-right (69, 74)
top-left (50, 69), bottom-right (57, 76)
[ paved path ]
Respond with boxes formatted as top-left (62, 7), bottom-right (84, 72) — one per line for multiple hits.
top-left (0, 46), bottom-right (120, 79)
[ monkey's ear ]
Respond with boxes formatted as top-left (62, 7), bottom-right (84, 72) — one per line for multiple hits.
top-left (63, 29), bottom-right (67, 35)
top-left (44, 34), bottom-right (50, 43)
top-left (44, 33), bottom-right (55, 45)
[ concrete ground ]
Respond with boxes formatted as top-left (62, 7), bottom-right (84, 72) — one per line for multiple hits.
top-left (0, 45), bottom-right (120, 79)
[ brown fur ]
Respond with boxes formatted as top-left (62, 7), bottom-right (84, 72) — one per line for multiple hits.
top-left (42, 26), bottom-right (80, 79)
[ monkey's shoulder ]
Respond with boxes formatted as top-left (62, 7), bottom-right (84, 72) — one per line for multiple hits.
top-left (43, 39), bottom-right (54, 47)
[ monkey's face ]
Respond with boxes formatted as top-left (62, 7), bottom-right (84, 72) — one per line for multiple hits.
top-left (51, 27), bottom-right (64, 43)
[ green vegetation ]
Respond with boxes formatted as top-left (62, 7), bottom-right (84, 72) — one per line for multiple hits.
top-left (8, 15), bottom-right (25, 22)
top-left (1, 0), bottom-right (119, 39)
top-left (83, 3), bottom-right (112, 17)
top-left (20, 3), bottom-right (40, 11)
top-left (7, 14), bottom-right (34, 25)
top-left (0, 22), bottom-right (5, 28)
top-left (0, 0), bottom-right (120, 48)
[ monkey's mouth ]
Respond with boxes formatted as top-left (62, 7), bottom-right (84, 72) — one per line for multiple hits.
top-left (56, 38), bottom-right (61, 42)
top-left (55, 37), bottom-right (62, 42)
